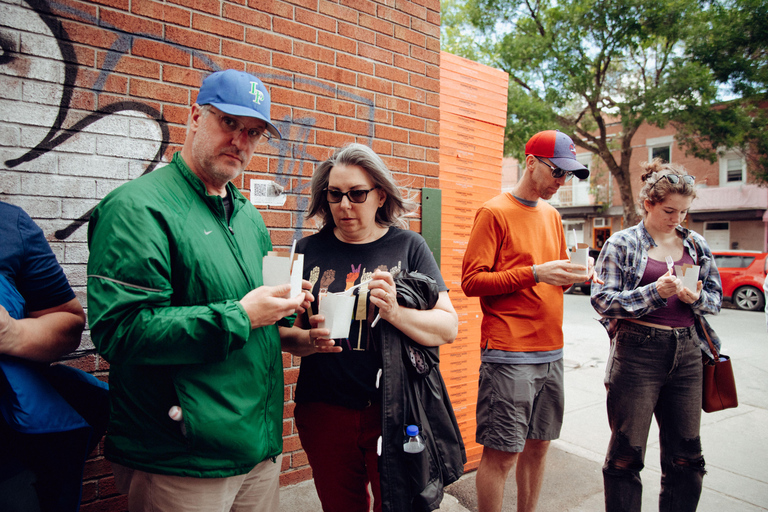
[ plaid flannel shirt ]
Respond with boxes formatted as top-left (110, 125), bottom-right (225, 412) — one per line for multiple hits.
top-left (591, 221), bottom-right (723, 355)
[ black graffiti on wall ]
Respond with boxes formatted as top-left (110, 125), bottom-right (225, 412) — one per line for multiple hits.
top-left (2, 0), bottom-right (376, 240)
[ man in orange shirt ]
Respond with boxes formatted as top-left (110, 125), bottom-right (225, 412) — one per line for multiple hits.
top-left (461, 130), bottom-right (600, 512)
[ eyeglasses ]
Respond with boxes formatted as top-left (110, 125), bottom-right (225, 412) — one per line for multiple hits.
top-left (535, 156), bottom-right (575, 182)
top-left (206, 108), bottom-right (272, 144)
top-left (650, 174), bottom-right (695, 193)
top-left (325, 187), bottom-right (377, 204)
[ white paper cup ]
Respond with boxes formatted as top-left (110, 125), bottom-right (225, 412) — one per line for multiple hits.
top-left (675, 265), bottom-right (700, 291)
top-left (318, 293), bottom-right (356, 339)
top-left (570, 248), bottom-right (589, 270)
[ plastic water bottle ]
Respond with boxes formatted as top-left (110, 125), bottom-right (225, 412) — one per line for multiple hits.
top-left (403, 425), bottom-right (425, 453)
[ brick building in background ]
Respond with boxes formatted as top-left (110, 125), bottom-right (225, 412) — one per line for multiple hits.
top-left (0, 0), bottom-right (441, 509)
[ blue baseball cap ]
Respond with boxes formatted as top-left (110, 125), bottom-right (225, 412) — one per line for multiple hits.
top-left (525, 130), bottom-right (589, 179)
top-left (196, 69), bottom-right (282, 140)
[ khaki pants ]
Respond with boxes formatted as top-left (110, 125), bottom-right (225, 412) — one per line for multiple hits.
top-left (112, 454), bottom-right (282, 512)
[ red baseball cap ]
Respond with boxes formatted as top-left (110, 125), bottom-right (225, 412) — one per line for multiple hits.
top-left (525, 130), bottom-right (589, 179)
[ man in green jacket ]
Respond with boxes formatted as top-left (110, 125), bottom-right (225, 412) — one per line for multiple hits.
top-left (87, 70), bottom-right (311, 511)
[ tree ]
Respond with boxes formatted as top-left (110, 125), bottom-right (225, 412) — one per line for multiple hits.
top-left (442, 0), bottom-right (719, 225)
top-left (670, 0), bottom-right (768, 181)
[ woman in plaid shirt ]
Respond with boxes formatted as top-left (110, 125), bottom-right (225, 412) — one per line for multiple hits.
top-left (591, 158), bottom-right (722, 512)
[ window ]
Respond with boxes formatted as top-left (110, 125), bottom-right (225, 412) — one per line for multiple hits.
top-left (719, 152), bottom-right (746, 186)
top-left (646, 136), bottom-right (674, 163)
top-left (714, 255), bottom-right (754, 269)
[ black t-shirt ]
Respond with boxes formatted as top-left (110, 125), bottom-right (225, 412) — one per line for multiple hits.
top-left (294, 226), bottom-right (446, 409)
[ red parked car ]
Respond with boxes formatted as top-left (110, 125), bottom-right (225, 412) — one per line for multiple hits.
top-left (712, 250), bottom-right (768, 311)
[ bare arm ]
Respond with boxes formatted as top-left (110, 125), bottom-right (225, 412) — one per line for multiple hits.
top-left (0, 298), bottom-right (85, 362)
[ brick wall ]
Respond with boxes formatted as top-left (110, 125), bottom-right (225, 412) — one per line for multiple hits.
top-left (0, 0), bottom-right (441, 509)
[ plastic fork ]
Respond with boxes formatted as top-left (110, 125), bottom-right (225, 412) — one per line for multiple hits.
top-left (665, 255), bottom-right (674, 274)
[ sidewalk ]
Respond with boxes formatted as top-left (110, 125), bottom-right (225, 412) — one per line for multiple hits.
top-left (281, 296), bottom-right (768, 511)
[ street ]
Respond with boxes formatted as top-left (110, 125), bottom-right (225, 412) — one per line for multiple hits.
top-left (558, 292), bottom-right (768, 511)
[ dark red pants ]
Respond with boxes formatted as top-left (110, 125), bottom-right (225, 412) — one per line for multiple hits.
top-left (295, 401), bottom-right (382, 512)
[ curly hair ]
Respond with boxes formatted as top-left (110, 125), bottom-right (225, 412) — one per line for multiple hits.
top-left (637, 158), bottom-right (697, 216)
top-left (305, 143), bottom-right (417, 229)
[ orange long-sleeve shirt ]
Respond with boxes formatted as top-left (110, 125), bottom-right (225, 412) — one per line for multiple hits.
top-left (461, 193), bottom-right (569, 353)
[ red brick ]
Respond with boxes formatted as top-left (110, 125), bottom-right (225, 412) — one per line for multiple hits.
top-left (426, 91), bottom-right (439, 107)
top-left (132, 39), bottom-right (191, 66)
top-left (411, 159), bottom-right (439, 178)
top-left (58, 354), bottom-right (98, 372)
top-left (370, 105), bottom-right (392, 124)
top-left (378, 4), bottom-right (410, 26)
top-left (317, 97), bottom-right (356, 117)
top-left (376, 33), bottom-right (409, 55)
top-left (358, 74), bottom-right (392, 95)
top-left (279, 466), bottom-right (313, 487)
top-left (319, 0), bottom-right (358, 23)
top-left (393, 112), bottom-right (425, 131)
top-left (377, 63), bottom-right (409, 84)
top-left (193, 54), bottom-right (249, 73)
top-left (248, 0), bottom-right (294, 19)
top-left (410, 101), bottom-right (439, 121)
top-left (337, 117), bottom-right (370, 136)
top-left (338, 21), bottom-right (375, 45)
top-left (83, 457), bottom-right (112, 480)
top-left (101, 8), bottom-right (164, 38)
top-left (130, 78), bottom-right (189, 104)
top-left (394, 54), bottom-right (426, 75)
top-left (427, 7), bottom-right (440, 25)
top-left (337, 84), bottom-right (374, 104)
top-left (61, 21), bottom-right (119, 50)
top-left (271, 229), bottom-right (297, 247)
top-left (50, 0), bottom-right (98, 22)
top-left (284, 367), bottom-right (300, 385)
top-left (295, 8), bottom-right (336, 32)
top-left (224, 3), bottom-right (271, 28)
top-left (168, 125), bottom-right (187, 144)
top-left (317, 31), bottom-right (355, 54)
top-left (337, 53), bottom-right (374, 75)
top-left (398, 0), bottom-right (427, 20)
top-left (411, 45), bottom-right (439, 65)
top-left (410, 73), bottom-right (439, 93)
top-left (412, 16), bottom-right (440, 39)
top-left (394, 83), bottom-right (425, 102)
top-left (395, 24), bottom-right (426, 48)
top-left (426, 119), bottom-right (438, 135)
top-left (426, 36), bottom-right (440, 53)
top-left (410, 131), bottom-right (439, 148)
top-left (340, 0), bottom-right (375, 16)
top-left (360, 13), bottom-right (393, 36)
top-left (294, 41), bottom-right (335, 64)
top-left (376, 124), bottom-right (408, 143)
top-left (243, 29), bottom-right (290, 54)
top-left (359, 43), bottom-right (393, 65)
top-left (371, 139), bottom-right (393, 156)
top-left (66, 44), bottom-right (96, 66)
top-left (317, 64), bottom-right (357, 87)
top-left (273, 18), bottom-right (316, 43)
top-left (97, 475), bottom-right (120, 497)
top-left (316, 130), bottom-right (355, 148)
top-left (272, 88), bottom-right (315, 109)
top-left (273, 53), bottom-right (317, 75)
top-left (192, 12), bottom-right (244, 39)
top-left (167, 0), bottom-right (220, 15)
top-left (393, 142), bottom-right (426, 160)
top-left (166, 25), bottom-right (220, 53)
top-left (376, 94), bottom-right (409, 114)
top-left (80, 480), bottom-right (98, 502)
top-left (97, 53), bottom-right (161, 80)
top-left (425, 63), bottom-right (439, 79)
top-left (132, 0), bottom-right (191, 27)
top-left (426, 148), bottom-right (439, 163)
top-left (162, 65), bottom-right (204, 87)
top-left (88, 0), bottom-right (129, 9)
top-left (425, 177), bottom-right (439, 189)
top-left (282, 433), bottom-right (302, 452)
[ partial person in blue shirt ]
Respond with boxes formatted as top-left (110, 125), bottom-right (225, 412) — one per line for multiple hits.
top-left (0, 201), bottom-right (108, 512)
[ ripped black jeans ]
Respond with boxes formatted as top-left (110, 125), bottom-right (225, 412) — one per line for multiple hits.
top-left (603, 321), bottom-right (706, 512)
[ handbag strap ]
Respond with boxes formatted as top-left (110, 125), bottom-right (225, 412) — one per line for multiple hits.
top-left (697, 316), bottom-right (720, 362)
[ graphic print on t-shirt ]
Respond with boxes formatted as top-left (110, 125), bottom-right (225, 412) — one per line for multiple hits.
top-left (310, 261), bottom-right (402, 352)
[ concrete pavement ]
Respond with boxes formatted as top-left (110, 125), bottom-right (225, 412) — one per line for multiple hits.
top-left (280, 294), bottom-right (768, 511)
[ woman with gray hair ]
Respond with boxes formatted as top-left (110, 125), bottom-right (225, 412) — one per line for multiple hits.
top-left (591, 158), bottom-right (722, 512)
top-left (281, 143), bottom-right (464, 511)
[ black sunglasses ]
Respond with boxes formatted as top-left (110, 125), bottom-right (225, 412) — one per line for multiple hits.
top-left (535, 156), bottom-right (575, 182)
top-left (325, 187), bottom-right (377, 204)
top-left (650, 174), bottom-right (695, 193)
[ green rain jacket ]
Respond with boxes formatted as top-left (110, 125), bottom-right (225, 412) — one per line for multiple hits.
top-left (87, 153), bottom-right (282, 477)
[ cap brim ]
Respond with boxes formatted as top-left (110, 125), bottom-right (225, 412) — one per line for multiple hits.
top-left (550, 157), bottom-right (589, 179)
top-left (208, 102), bottom-right (282, 140)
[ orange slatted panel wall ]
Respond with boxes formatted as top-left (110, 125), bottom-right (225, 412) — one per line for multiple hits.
top-left (439, 52), bottom-right (509, 470)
